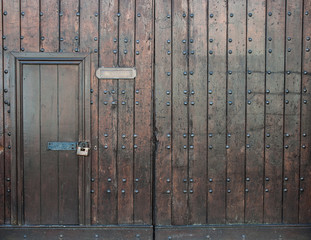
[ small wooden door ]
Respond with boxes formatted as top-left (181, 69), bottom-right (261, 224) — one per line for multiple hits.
top-left (12, 53), bottom-right (91, 225)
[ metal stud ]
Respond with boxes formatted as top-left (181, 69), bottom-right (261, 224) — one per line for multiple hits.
top-left (3, 11), bottom-right (7, 16)
top-left (268, 37), bottom-right (272, 41)
top-left (288, 11), bottom-right (291, 16)
top-left (137, 13), bottom-right (141, 17)
top-left (209, 189), bottom-right (213, 193)
top-left (248, 13), bottom-right (252, 17)
top-left (229, 38), bottom-right (232, 42)
top-left (21, 11), bottom-right (25, 16)
top-left (210, 13), bottom-right (214, 18)
top-left (166, 190), bottom-right (171, 194)
top-left (190, 13), bottom-right (194, 18)
top-left (230, 13), bottom-right (234, 17)
top-left (268, 49), bottom-right (272, 53)
top-left (248, 49), bottom-right (252, 54)
top-left (209, 39), bottom-right (213, 43)
top-left (266, 177), bottom-right (270, 181)
top-left (268, 12), bottom-right (272, 16)
top-left (117, 13), bottom-right (121, 17)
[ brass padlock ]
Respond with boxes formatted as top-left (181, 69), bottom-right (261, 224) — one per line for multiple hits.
top-left (77, 142), bottom-right (90, 156)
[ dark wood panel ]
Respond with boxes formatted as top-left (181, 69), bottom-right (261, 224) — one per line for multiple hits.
top-left (172, 0), bottom-right (189, 225)
top-left (226, 0), bottom-right (246, 223)
top-left (188, 0), bottom-right (207, 225)
top-left (98, 0), bottom-right (119, 226)
top-left (207, 0), bottom-right (227, 224)
top-left (245, 0), bottom-right (265, 223)
top-left (21, 0), bottom-right (39, 52)
top-left (58, 65), bottom-right (79, 224)
top-left (283, 0), bottom-right (303, 223)
top-left (60, 0), bottom-right (79, 52)
top-left (117, 80), bottom-right (134, 224)
top-left (41, 0), bottom-right (59, 52)
top-left (264, 0), bottom-right (286, 223)
top-left (80, 0), bottom-right (99, 225)
top-left (299, 0), bottom-right (311, 224)
top-left (3, 0), bottom-right (20, 224)
top-left (23, 65), bottom-right (41, 224)
top-left (40, 65), bottom-right (59, 224)
top-left (134, 0), bottom-right (153, 224)
top-left (154, 0), bottom-right (172, 225)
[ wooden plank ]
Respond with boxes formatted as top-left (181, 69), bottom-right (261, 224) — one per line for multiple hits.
top-left (98, 82), bottom-right (118, 224)
top-left (134, 0), bottom-right (153, 224)
top-left (21, 0), bottom-right (40, 51)
top-left (188, 0), bottom-right (207, 225)
top-left (264, 0), bottom-right (285, 223)
top-left (40, 65), bottom-right (59, 224)
top-left (23, 65), bottom-right (41, 224)
top-left (117, 80), bottom-right (134, 224)
top-left (58, 65), bottom-right (79, 224)
top-left (0, 0), bottom-right (4, 225)
top-left (283, 0), bottom-right (303, 223)
top-left (41, 0), bottom-right (59, 52)
top-left (3, 0), bottom-right (20, 224)
top-left (172, 0), bottom-right (188, 225)
top-left (299, 0), bottom-right (311, 224)
top-left (207, 0), bottom-right (227, 224)
top-left (226, 0), bottom-right (246, 223)
top-left (60, 0), bottom-right (79, 52)
top-left (245, 0), bottom-right (266, 223)
top-left (98, 0), bottom-right (119, 225)
top-left (80, 0), bottom-right (98, 225)
top-left (117, 0), bottom-right (135, 224)
top-left (154, 0), bottom-right (172, 225)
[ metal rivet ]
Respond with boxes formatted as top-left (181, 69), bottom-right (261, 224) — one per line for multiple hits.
top-left (137, 13), bottom-right (141, 17)
top-left (284, 188), bottom-right (288, 192)
top-left (302, 145), bottom-right (306, 149)
top-left (228, 70), bottom-right (232, 74)
top-left (209, 145), bottom-right (213, 149)
top-left (288, 11), bottom-right (291, 16)
top-left (284, 177), bottom-right (288, 181)
top-left (300, 177), bottom-right (304, 181)
top-left (209, 189), bottom-right (213, 193)
top-left (307, 36), bottom-right (310, 41)
top-left (266, 177), bottom-right (269, 181)
top-left (300, 188), bottom-right (304, 192)
top-left (227, 178), bottom-right (230, 182)
top-left (117, 13), bottom-right (121, 17)
top-left (166, 178), bottom-right (170, 182)
top-left (265, 189), bottom-right (269, 192)
top-left (95, 13), bottom-right (98, 17)
top-left (248, 13), bottom-right (252, 17)
top-left (76, 12), bottom-right (80, 16)
top-left (266, 144), bottom-right (270, 149)
top-left (230, 13), bottom-right (234, 17)
top-left (166, 145), bottom-right (171, 149)
top-left (228, 189), bottom-right (231, 193)
top-left (21, 12), bottom-right (25, 16)
top-left (167, 39), bottom-right (171, 43)
top-left (246, 177), bottom-right (250, 181)
top-left (229, 50), bottom-right (232, 54)
top-left (229, 38), bottom-right (232, 42)
top-left (268, 37), bottom-right (272, 41)
top-left (268, 12), bottom-right (272, 16)
top-left (183, 190), bottom-right (187, 193)
top-left (210, 13), bottom-right (214, 18)
top-left (266, 100), bottom-right (270, 105)
top-left (167, 14), bottom-right (170, 18)
top-left (121, 190), bottom-right (125, 193)
top-left (91, 189), bottom-right (95, 193)
top-left (245, 189), bottom-right (249, 193)
top-left (190, 13), bottom-right (194, 18)
top-left (3, 11), bottom-right (7, 16)
top-left (248, 49), bottom-right (252, 54)
top-left (228, 101), bottom-right (233, 105)
top-left (104, 145), bottom-right (108, 149)
top-left (303, 133), bottom-right (307, 137)
top-left (268, 49), bottom-right (272, 53)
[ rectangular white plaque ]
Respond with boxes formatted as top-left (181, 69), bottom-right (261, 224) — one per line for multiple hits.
top-left (96, 67), bottom-right (136, 79)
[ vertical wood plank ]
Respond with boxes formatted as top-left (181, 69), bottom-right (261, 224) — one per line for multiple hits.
top-left (134, 0), bottom-right (153, 224)
top-left (3, 0), bottom-right (20, 224)
top-left (188, 0), bottom-right (207, 225)
top-left (226, 0), bottom-right (246, 223)
top-left (245, 0), bottom-right (266, 223)
top-left (154, 0), bottom-right (172, 225)
top-left (23, 65), bottom-right (41, 224)
top-left (58, 65), bottom-right (79, 224)
top-left (21, 0), bottom-right (40, 51)
top-left (299, 0), bottom-right (311, 224)
top-left (264, 0), bottom-right (285, 223)
top-left (0, 0), bottom-right (4, 225)
top-left (80, 0), bottom-right (99, 225)
top-left (60, 0), bottom-right (79, 52)
top-left (98, 82), bottom-right (118, 224)
top-left (40, 65), bottom-right (59, 224)
top-left (98, 0), bottom-right (119, 225)
top-left (41, 0), bottom-right (59, 52)
top-left (117, 0), bottom-right (135, 224)
top-left (283, 0), bottom-right (303, 223)
top-left (207, 0), bottom-right (227, 224)
top-left (117, 80), bottom-right (134, 224)
top-left (172, 0), bottom-right (188, 225)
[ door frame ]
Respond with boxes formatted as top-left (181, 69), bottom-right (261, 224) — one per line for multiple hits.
top-left (9, 52), bottom-right (91, 225)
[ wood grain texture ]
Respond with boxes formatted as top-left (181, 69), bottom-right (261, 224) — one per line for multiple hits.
top-left (245, 0), bottom-right (265, 223)
top-left (134, 0), bottom-right (153, 224)
top-left (23, 65), bottom-right (41, 224)
top-left (21, 0), bottom-right (39, 52)
top-left (172, 0), bottom-right (189, 225)
top-left (40, 0), bottom-right (59, 52)
top-left (188, 0), bottom-right (207, 225)
top-left (264, 0), bottom-right (285, 224)
top-left (3, 0), bottom-right (20, 224)
top-left (299, 0), bottom-right (311, 224)
top-left (98, 0), bottom-right (119, 225)
top-left (154, 0), bottom-right (172, 225)
top-left (226, 0), bottom-right (246, 223)
top-left (80, 0), bottom-right (99, 225)
top-left (283, 0), bottom-right (303, 224)
top-left (207, 0), bottom-right (227, 224)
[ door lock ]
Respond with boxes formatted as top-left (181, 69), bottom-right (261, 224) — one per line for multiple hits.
top-left (77, 142), bottom-right (90, 156)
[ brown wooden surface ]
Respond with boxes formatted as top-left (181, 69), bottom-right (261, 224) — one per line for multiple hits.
top-left (264, 0), bottom-right (285, 224)
top-left (0, 0), bottom-right (310, 235)
top-left (154, 0), bottom-right (172, 225)
top-left (207, 0), bottom-right (227, 224)
top-left (245, 0), bottom-right (265, 223)
top-left (172, 0), bottom-right (189, 225)
top-left (283, 0), bottom-right (303, 224)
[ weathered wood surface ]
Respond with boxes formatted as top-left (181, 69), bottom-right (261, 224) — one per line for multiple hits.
top-left (0, 0), bottom-right (310, 231)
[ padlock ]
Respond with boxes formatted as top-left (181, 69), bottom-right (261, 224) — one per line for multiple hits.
top-left (77, 142), bottom-right (90, 156)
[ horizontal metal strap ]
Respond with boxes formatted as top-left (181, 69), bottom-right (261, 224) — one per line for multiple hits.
top-left (47, 142), bottom-right (77, 151)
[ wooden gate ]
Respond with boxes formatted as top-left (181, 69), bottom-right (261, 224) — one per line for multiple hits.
top-left (0, 0), bottom-right (310, 239)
